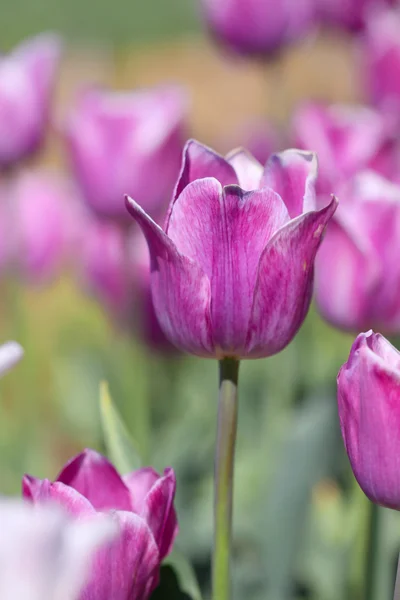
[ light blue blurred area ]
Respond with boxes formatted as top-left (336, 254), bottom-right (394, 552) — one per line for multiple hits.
top-left (0, 0), bottom-right (200, 47)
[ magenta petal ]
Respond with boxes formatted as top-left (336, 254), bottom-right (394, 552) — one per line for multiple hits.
top-left (56, 449), bottom-right (132, 511)
top-left (170, 139), bottom-right (238, 216)
top-left (167, 178), bottom-right (289, 355)
top-left (82, 512), bottom-right (160, 600)
top-left (123, 467), bottom-right (161, 513)
top-left (140, 468), bottom-right (178, 560)
top-left (226, 148), bottom-right (263, 190)
top-left (125, 196), bottom-right (214, 356)
top-left (262, 149), bottom-right (317, 218)
top-left (246, 196), bottom-right (338, 357)
top-left (23, 477), bottom-right (96, 517)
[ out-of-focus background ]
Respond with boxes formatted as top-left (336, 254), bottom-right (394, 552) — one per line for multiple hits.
top-left (0, 1), bottom-right (397, 599)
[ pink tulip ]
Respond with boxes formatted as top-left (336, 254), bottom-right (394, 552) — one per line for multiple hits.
top-left (292, 102), bottom-right (400, 198)
top-left (361, 8), bottom-right (400, 116)
top-left (0, 33), bottom-right (61, 168)
top-left (125, 140), bottom-right (337, 358)
top-left (316, 0), bottom-right (395, 32)
top-left (23, 449), bottom-right (178, 600)
top-left (65, 86), bottom-right (187, 222)
top-left (200, 0), bottom-right (315, 57)
top-left (0, 499), bottom-right (115, 600)
top-left (338, 330), bottom-right (400, 508)
top-left (315, 171), bottom-right (400, 333)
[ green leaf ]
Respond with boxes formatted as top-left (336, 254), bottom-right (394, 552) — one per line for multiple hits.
top-left (99, 381), bottom-right (142, 473)
top-left (150, 565), bottom-right (194, 600)
top-left (164, 550), bottom-right (203, 600)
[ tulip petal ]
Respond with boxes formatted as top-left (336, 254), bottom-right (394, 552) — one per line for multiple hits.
top-left (226, 148), bottom-right (263, 190)
top-left (82, 512), bottom-right (160, 600)
top-left (124, 467), bottom-right (161, 513)
top-left (23, 476), bottom-right (96, 517)
top-left (140, 468), bottom-right (178, 560)
top-left (167, 178), bottom-right (289, 355)
top-left (246, 196), bottom-right (337, 357)
top-left (56, 449), bottom-right (132, 511)
top-left (125, 196), bottom-right (214, 356)
top-left (262, 149), bottom-right (317, 218)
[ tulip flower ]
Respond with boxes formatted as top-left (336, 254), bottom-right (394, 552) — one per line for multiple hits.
top-left (293, 102), bottom-right (400, 198)
top-left (65, 85), bottom-right (187, 222)
top-left (125, 140), bottom-right (337, 358)
top-left (361, 8), bottom-right (400, 116)
top-left (200, 0), bottom-right (315, 57)
top-left (0, 499), bottom-right (115, 600)
top-left (23, 448), bottom-right (178, 600)
top-left (316, 0), bottom-right (395, 32)
top-left (0, 33), bottom-right (62, 169)
top-left (337, 330), bottom-right (400, 508)
top-left (315, 171), bottom-right (400, 333)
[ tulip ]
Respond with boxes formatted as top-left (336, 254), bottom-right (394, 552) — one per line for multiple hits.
top-left (125, 140), bottom-right (337, 358)
top-left (337, 330), bottom-right (400, 508)
top-left (23, 448), bottom-right (178, 599)
top-left (0, 499), bottom-right (115, 600)
top-left (361, 8), bottom-right (400, 116)
top-left (0, 341), bottom-right (23, 375)
top-left (200, 0), bottom-right (315, 57)
top-left (316, 0), bottom-right (395, 32)
top-left (292, 102), bottom-right (400, 198)
top-left (0, 33), bottom-right (61, 169)
top-left (315, 170), bottom-right (400, 333)
top-left (65, 85), bottom-right (187, 222)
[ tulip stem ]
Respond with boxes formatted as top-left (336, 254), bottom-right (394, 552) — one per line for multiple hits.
top-left (394, 555), bottom-right (400, 600)
top-left (212, 357), bottom-right (240, 600)
top-left (365, 502), bottom-right (381, 600)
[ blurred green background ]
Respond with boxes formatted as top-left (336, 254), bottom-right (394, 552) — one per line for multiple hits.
top-left (1, 2), bottom-right (399, 599)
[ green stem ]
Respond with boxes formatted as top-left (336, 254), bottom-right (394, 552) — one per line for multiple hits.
top-left (393, 555), bottom-right (400, 600)
top-left (365, 502), bottom-right (380, 600)
top-left (212, 357), bottom-right (240, 600)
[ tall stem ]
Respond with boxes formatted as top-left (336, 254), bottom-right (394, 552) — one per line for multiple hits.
top-left (393, 554), bottom-right (400, 600)
top-left (212, 357), bottom-right (240, 600)
top-left (365, 502), bottom-right (380, 600)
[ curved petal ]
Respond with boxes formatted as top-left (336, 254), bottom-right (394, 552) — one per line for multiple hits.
top-left (246, 196), bottom-right (338, 358)
top-left (261, 149), bottom-right (317, 218)
top-left (140, 468), bottom-right (178, 560)
top-left (168, 139), bottom-right (238, 226)
top-left (56, 449), bottom-right (132, 512)
top-left (123, 467), bottom-right (162, 513)
top-left (167, 178), bottom-right (289, 355)
top-left (22, 477), bottom-right (96, 517)
top-left (125, 196), bottom-right (214, 356)
top-left (225, 148), bottom-right (263, 190)
top-left (81, 512), bottom-right (160, 600)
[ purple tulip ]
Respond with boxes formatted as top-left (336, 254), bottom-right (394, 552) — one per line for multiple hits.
top-left (200, 0), bottom-right (315, 57)
top-left (125, 140), bottom-right (337, 358)
top-left (361, 8), bottom-right (400, 116)
top-left (337, 330), bottom-right (400, 508)
top-left (65, 85), bottom-right (187, 222)
top-left (316, 0), bottom-right (395, 32)
top-left (0, 499), bottom-right (116, 600)
top-left (293, 102), bottom-right (400, 198)
top-left (315, 171), bottom-right (400, 333)
top-left (1, 170), bottom-right (81, 282)
top-left (23, 449), bottom-right (178, 600)
top-left (0, 33), bottom-right (62, 169)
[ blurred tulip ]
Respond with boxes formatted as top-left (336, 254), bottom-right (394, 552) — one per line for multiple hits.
top-left (315, 171), bottom-right (400, 333)
top-left (200, 0), bottom-right (315, 57)
top-left (0, 341), bottom-right (23, 376)
top-left (293, 102), bottom-right (400, 198)
top-left (337, 330), bottom-right (400, 508)
top-left (362, 8), bottom-right (400, 116)
top-left (316, 0), bottom-right (395, 32)
top-left (1, 170), bottom-right (82, 283)
top-left (0, 499), bottom-right (115, 600)
top-left (65, 85), bottom-right (187, 222)
top-left (0, 33), bottom-right (62, 169)
top-left (126, 140), bottom-right (337, 358)
top-left (23, 448), bottom-right (178, 599)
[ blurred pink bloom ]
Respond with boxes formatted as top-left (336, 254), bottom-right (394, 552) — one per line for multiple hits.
top-left (315, 171), bottom-right (400, 333)
top-left (23, 448), bottom-right (178, 599)
top-left (337, 330), bottom-right (400, 508)
top-left (0, 499), bottom-right (115, 600)
top-left (0, 341), bottom-right (23, 376)
top-left (0, 33), bottom-right (62, 168)
top-left (293, 102), bottom-right (400, 198)
top-left (316, 0), bottom-right (395, 32)
top-left (200, 0), bottom-right (315, 57)
top-left (217, 119), bottom-right (283, 165)
top-left (126, 140), bottom-right (337, 358)
top-left (1, 170), bottom-right (81, 282)
top-left (65, 85), bottom-right (187, 222)
top-left (361, 8), bottom-right (400, 116)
